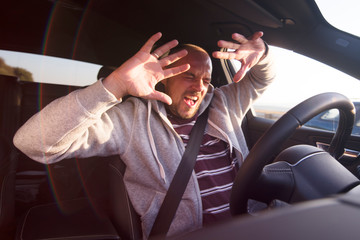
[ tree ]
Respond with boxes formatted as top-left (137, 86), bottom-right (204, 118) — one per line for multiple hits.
top-left (0, 57), bottom-right (34, 82)
top-left (13, 67), bottom-right (33, 82)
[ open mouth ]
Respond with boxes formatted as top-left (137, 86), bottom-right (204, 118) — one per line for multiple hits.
top-left (184, 96), bottom-right (199, 107)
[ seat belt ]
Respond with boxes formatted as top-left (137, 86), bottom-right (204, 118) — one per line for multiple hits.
top-left (149, 105), bottom-right (210, 239)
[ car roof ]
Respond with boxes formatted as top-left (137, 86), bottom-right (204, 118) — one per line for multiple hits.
top-left (1, 0), bottom-right (359, 81)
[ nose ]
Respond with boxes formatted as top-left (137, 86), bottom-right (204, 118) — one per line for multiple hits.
top-left (191, 78), bottom-right (205, 92)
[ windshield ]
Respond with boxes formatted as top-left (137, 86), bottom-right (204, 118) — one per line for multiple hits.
top-left (228, 1), bottom-right (360, 136)
top-left (315, 0), bottom-right (360, 37)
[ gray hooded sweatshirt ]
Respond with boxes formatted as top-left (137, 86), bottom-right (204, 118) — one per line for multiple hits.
top-left (14, 52), bottom-right (276, 238)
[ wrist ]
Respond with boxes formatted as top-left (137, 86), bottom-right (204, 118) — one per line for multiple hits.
top-left (259, 41), bottom-right (269, 62)
top-left (102, 73), bottom-right (128, 100)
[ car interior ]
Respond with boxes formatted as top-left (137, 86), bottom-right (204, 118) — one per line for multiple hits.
top-left (1, 0), bottom-right (360, 239)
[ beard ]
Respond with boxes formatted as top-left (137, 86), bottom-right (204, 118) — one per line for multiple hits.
top-left (166, 96), bottom-right (202, 119)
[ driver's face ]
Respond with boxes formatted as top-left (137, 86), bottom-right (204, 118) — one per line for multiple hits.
top-left (163, 50), bottom-right (212, 119)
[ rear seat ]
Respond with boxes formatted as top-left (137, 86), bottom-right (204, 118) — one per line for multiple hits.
top-left (0, 75), bottom-right (21, 145)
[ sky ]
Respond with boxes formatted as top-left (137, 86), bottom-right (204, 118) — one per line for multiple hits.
top-left (0, 0), bottom-right (359, 107)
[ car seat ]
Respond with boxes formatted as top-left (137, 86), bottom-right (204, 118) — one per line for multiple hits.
top-left (108, 157), bottom-right (142, 239)
top-left (15, 155), bottom-right (142, 240)
top-left (0, 135), bottom-right (17, 237)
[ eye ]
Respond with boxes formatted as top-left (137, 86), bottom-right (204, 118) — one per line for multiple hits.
top-left (203, 78), bottom-right (211, 85)
top-left (184, 73), bottom-right (195, 80)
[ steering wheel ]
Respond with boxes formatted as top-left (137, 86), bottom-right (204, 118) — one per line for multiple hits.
top-left (230, 92), bottom-right (355, 215)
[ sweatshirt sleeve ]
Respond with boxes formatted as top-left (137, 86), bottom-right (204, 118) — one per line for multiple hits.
top-left (13, 80), bottom-right (123, 164)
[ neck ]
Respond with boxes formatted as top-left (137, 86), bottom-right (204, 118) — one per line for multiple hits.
top-left (166, 108), bottom-right (198, 124)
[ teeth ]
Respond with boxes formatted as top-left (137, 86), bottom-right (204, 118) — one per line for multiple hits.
top-left (186, 96), bottom-right (198, 101)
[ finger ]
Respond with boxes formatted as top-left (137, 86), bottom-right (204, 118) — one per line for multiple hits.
top-left (140, 32), bottom-right (162, 53)
top-left (233, 68), bottom-right (246, 83)
top-left (232, 33), bottom-right (248, 44)
top-left (250, 31), bottom-right (264, 40)
top-left (159, 49), bottom-right (188, 67)
top-left (212, 51), bottom-right (236, 60)
top-left (163, 63), bottom-right (190, 79)
top-left (217, 40), bottom-right (241, 50)
top-left (233, 63), bottom-right (250, 82)
top-left (149, 91), bottom-right (172, 105)
top-left (152, 39), bottom-right (179, 58)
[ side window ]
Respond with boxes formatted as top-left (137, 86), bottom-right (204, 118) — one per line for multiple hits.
top-left (228, 46), bottom-right (360, 136)
top-left (0, 50), bottom-right (101, 86)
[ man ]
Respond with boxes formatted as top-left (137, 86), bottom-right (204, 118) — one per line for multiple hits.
top-left (14, 31), bottom-right (275, 238)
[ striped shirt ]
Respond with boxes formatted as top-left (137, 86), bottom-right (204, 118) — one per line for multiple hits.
top-left (168, 112), bottom-right (238, 226)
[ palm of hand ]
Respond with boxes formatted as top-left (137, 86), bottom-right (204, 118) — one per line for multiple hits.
top-left (232, 39), bottom-right (265, 81)
top-left (212, 32), bottom-right (266, 82)
top-left (103, 32), bottom-right (189, 105)
top-left (117, 51), bottom-right (164, 99)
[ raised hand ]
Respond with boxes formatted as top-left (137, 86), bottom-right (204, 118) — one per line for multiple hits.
top-left (103, 32), bottom-right (190, 105)
top-left (212, 32), bottom-right (266, 82)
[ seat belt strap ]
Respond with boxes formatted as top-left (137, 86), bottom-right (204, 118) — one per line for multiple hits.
top-left (149, 105), bottom-right (210, 239)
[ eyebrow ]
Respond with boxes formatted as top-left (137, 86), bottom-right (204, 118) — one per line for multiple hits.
top-left (184, 72), bottom-right (211, 80)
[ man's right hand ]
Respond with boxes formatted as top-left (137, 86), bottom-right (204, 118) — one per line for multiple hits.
top-left (103, 32), bottom-right (190, 105)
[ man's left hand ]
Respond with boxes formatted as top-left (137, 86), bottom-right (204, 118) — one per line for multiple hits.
top-left (212, 31), bottom-right (266, 82)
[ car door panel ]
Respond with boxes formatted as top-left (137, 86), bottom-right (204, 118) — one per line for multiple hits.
top-left (245, 112), bottom-right (360, 175)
